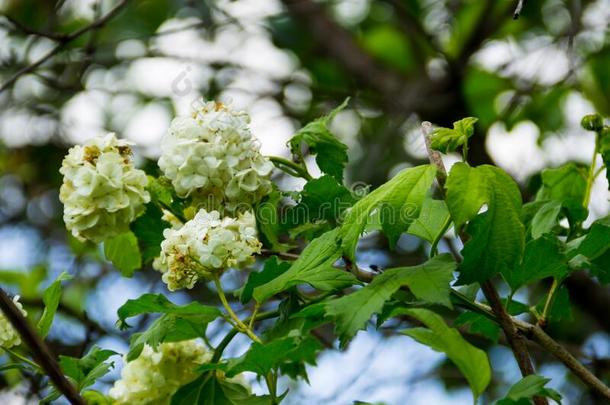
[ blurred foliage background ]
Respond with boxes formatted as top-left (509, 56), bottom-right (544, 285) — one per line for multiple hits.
top-left (0, 0), bottom-right (610, 403)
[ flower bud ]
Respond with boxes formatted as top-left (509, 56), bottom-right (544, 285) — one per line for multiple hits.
top-left (581, 114), bottom-right (604, 132)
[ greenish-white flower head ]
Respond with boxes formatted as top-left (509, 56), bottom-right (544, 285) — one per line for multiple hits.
top-left (108, 340), bottom-right (210, 405)
top-left (0, 296), bottom-right (26, 349)
top-left (59, 133), bottom-right (150, 243)
top-left (157, 101), bottom-right (273, 213)
top-left (153, 209), bottom-right (261, 291)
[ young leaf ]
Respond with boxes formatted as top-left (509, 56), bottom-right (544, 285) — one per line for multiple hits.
top-left (430, 117), bottom-right (478, 154)
top-left (171, 373), bottom-right (272, 405)
top-left (407, 198), bottom-right (451, 244)
top-left (117, 293), bottom-right (222, 329)
top-left (253, 229), bottom-right (357, 303)
top-left (504, 236), bottom-right (568, 292)
top-left (288, 99), bottom-right (349, 181)
top-left (321, 254), bottom-right (456, 345)
top-left (530, 200), bottom-right (562, 239)
top-left (294, 175), bottom-right (356, 225)
top-left (255, 188), bottom-right (290, 252)
top-left (454, 311), bottom-right (500, 342)
top-left (59, 346), bottom-right (117, 391)
top-left (104, 231), bottom-right (142, 277)
top-left (497, 374), bottom-right (562, 404)
top-left (446, 163), bottom-right (524, 284)
top-left (339, 164), bottom-right (436, 257)
top-left (240, 257), bottom-right (290, 304)
top-left (535, 163), bottom-right (588, 224)
top-left (37, 271), bottom-right (72, 338)
top-left (224, 335), bottom-right (320, 378)
top-left (401, 308), bottom-right (491, 401)
top-left (126, 312), bottom-right (217, 361)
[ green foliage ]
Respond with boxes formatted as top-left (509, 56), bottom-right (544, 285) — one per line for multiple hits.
top-left (117, 294), bottom-right (221, 360)
top-left (253, 229), bottom-right (357, 303)
top-left (117, 293), bottom-right (222, 329)
top-left (535, 164), bottom-right (588, 224)
top-left (104, 232), bottom-right (142, 277)
top-left (400, 308), bottom-right (491, 401)
top-left (407, 198), bottom-right (451, 245)
top-left (504, 236), bottom-right (568, 292)
top-left (131, 202), bottom-right (170, 263)
top-left (171, 373), bottom-right (272, 405)
top-left (225, 335), bottom-right (320, 378)
top-left (446, 163), bottom-right (524, 284)
top-left (339, 164), bottom-right (436, 257)
top-left (430, 117), bottom-right (478, 154)
top-left (305, 254), bottom-right (456, 345)
top-left (288, 99), bottom-right (349, 181)
top-left (37, 272), bottom-right (72, 338)
top-left (497, 375), bottom-right (562, 404)
top-left (241, 257), bottom-right (290, 304)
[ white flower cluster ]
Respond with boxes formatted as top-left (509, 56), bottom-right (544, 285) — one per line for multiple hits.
top-left (158, 101), bottom-right (273, 212)
top-left (109, 340), bottom-right (210, 405)
top-left (153, 209), bottom-right (261, 291)
top-left (0, 296), bottom-right (26, 349)
top-left (59, 133), bottom-right (150, 243)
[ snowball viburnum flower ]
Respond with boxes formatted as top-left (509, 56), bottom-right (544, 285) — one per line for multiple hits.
top-left (157, 101), bottom-right (273, 212)
top-left (0, 296), bottom-right (26, 348)
top-left (153, 209), bottom-right (261, 291)
top-left (59, 133), bottom-right (150, 243)
top-left (108, 340), bottom-right (210, 405)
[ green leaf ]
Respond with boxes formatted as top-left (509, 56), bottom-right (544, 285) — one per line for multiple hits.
top-left (454, 311), bottom-right (500, 343)
top-left (225, 335), bottom-right (320, 378)
top-left (407, 198), bottom-right (451, 244)
top-left (171, 373), bottom-right (272, 405)
top-left (504, 236), bottom-right (568, 292)
top-left (37, 272), bottom-right (72, 338)
top-left (255, 188), bottom-right (290, 252)
top-left (536, 163), bottom-right (588, 223)
top-left (497, 374), bottom-right (562, 404)
top-left (289, 99), bottom-right (349, 181)
top-left (530, 200), bottom-right (562, 239)
top-left (294, 175), bottom-right (356, 224)
top-left (321, 254), bottom-right (456, 345)
top-left (430, 117), bottom-right (478, 154)
top-left (446, 163), bottom-right (524, 284)
top-left (59, 346), bottom-right (117, 391)
top-left (127, 312), bottom-right (216, 361)
top-left (131, 203), bottom-right (170, 263)
top-left (117, 293), bottom-right (222, 329)
top-left (240, 257), bottom-right (290, 304)
top-left (253, 229), bottom-right (357, 303)
top-left (339, 164), bottom-right (436, 257)
top-left (400, 308), bottom-right (491, 401)
top-left (104, 231), bottom-right (142, 277)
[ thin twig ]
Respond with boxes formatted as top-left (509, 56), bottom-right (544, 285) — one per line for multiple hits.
top-left (0, 288), bottom-right (85, 405)
top-left (0, 0), bottom-right (129, 94)
top-left (2, 15), bottom-right (69, 41)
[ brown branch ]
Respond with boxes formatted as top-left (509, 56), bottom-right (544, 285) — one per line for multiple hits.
top-left (2, 15), bottom-right (69, 41)
top-left (0, 0), bottom-right (129, 94)
top-left (420, 122), bottom-right (547, 405)
top-left (0, 288), bottom-right (85, 405)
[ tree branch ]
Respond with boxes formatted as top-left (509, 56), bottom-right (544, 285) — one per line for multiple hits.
top-left (420, 122), bottom-right (546, 405)
top-left (0, 0), bottom-right (129, 94)
top-left (0, 288), bottom-right (85, 405)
